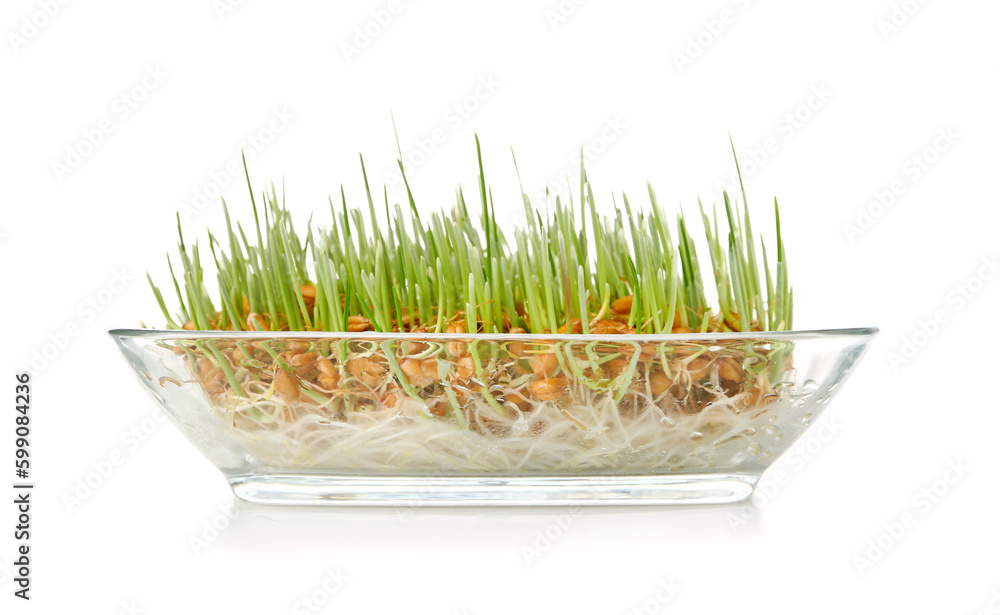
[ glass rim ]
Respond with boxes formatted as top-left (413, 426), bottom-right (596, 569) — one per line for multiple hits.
top-left (109, 326), bottom-right (879, 343)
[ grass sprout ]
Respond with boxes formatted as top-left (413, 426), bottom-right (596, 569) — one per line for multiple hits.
top-left (148, 138), bottom-right (806, 474)
top-left (151, 138), bottom-right (791, 336)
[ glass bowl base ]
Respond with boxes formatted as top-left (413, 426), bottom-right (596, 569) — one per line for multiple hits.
top-left (227, 472), bottom-right (759, 506)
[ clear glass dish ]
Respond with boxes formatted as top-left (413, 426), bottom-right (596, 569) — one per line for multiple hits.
top-left (109, 327), bottom-right (876, 505)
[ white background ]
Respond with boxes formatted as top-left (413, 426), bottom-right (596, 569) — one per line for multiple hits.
top-left (2, 0), bottom-right (999, 612)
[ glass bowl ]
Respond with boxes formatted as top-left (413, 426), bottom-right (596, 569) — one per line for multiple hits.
top-left (109, 327), bottom-right (876, 505)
